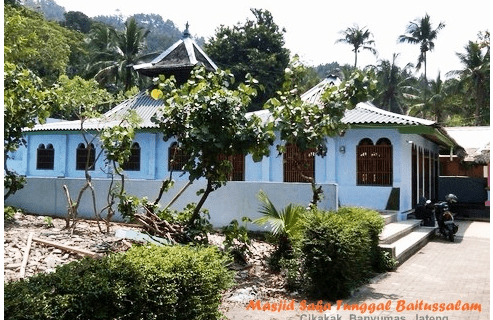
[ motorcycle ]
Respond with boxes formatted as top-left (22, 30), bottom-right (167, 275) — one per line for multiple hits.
top-left (415, 194), bottom-right (459, 242)
top-left (434, 194), bottom-right (459, 242)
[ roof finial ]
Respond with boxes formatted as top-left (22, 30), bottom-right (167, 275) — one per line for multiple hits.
top-left (183, 22), bottom-right (191, 38)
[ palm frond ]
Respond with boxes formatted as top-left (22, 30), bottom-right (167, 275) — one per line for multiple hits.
top-left (253, 190), bottom-right (304, 238)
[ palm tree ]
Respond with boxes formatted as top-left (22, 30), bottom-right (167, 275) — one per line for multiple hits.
top-left (446, 35), bottom-right (490, 125)
top-left (87, 17), bottom-right (156, 92)
top-left (335, 24), bottom-right (377, 68)
top-left (372, 53), bottom-right (415, 114)
top-left (252, 190), bottom-right (305, 269)
top-left (398, 13), bottom-right (445, 83)
top-left (253, 190), bottom-right (305, 239)
top-left (407, 73), bottom-right (452, 123)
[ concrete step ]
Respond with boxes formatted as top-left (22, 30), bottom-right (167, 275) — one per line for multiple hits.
top-left (379, 210), bottom-right (399, 225)
top-left (379, 219), bottom-right (422, 244)
top-left (380, 226), bottom-right (436, 265)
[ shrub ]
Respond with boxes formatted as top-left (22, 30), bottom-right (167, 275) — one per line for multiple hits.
top-left (253, 190), bottom-right (306, 271)
top-left (289, 207), bottom-right (385, 300)
top-left (4, 206), bottom-right (21, 221)
top-left (4, 245), bottom-right (234, 320)
top-left (222, 217), bottom-right (252, 263)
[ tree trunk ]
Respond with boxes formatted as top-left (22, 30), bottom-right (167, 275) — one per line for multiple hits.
top-left (188, 180), bottom-right (213, 226)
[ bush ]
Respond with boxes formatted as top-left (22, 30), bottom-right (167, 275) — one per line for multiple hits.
top-left (4, 245), bottom-right (234, 320)
top-left (289, 207), bottom-right (385, 300)
top-left (222, 217), bottom-right (252, 264)
top-left (4, 206), bottom-right (22, 221)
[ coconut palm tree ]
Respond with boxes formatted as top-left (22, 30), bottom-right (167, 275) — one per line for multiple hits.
top-left (398, 13), bottom-right (445, 83)
top-left (446, 35), bottom-right (490, 125)
top-left (372, 53), bottom-right (415, 114)
top-left (335, 24), bottom-right (377, 68)
top-left (407, 73), bottom-right (453, 123)
top-left (87, 17), bottom-right (157, 92)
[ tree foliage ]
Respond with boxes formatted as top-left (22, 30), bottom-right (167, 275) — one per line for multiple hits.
top-left (371, 53), bottom-right (416, 114)
top-left (61, 11), bottom-right (92, 33)
top-left (4, 63), bottom-right (53, 199)
top-left (4, 4), bottom-right (87, 83)
top-left (398, 13), bottom-right (445, 82)
top-left (407, 73), bottom-right (454, 123)
top-left (50, 75), bottom-right (117, 120)
top-left (335, 24), bottom-right (377, 68)
top-left (87, 17), bottom-right (156, 92)
top-left (151, 66), bottom-right (273, 224)
top-left (266, 62), bottom-right (377, 157)
top-left (205, 8), bottom-right (290, 111)
top-left (447, 32), bottom-right (490, 125)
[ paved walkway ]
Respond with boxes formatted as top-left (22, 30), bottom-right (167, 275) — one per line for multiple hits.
top-left (345, 220), bottom-right (490, 320)
top-left (225, 220), bottom-right (490, 320)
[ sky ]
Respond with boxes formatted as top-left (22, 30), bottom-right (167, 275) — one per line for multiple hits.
top-left (54, 0), bottom-right (490, 79)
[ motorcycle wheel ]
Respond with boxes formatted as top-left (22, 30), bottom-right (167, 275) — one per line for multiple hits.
top-left (448, 231), bottom-right (454, 242)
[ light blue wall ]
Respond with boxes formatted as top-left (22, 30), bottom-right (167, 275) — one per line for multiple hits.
top-left (65, 134), bottom-right (106, 178)
top-left (124, 133), bottom-right (156, 180)
top-left (6, 146), bottom-right (27, 175)
top-left (8, 128), bottom-right (442, 220)
top-left (26, 134), bottom-right (67, 177)
top-left (5, 177), bottom-right (338, 229)
top-left (329, 128), bottom-right (400, 212)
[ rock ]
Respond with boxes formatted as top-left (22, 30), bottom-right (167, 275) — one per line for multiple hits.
top-left (226, 287), bottom-right (258, 302)
top-left (44, 255), bottom-right (57, 268)
top-left (5, 263), bottom-right (22, 270)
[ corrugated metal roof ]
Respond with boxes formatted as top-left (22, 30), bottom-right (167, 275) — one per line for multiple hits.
top-left (105, 90), bottom-right (163, 128)
top-left (25, 78), bottom-right (447, 135)
top-left (300, 75), bottom-right (341, 105)
top-left (25, 90), bottom-right (164, 132)
top-left (342, 102), bottom-right (435, 126)
top-left (300, 76), bottom-right (435, 126)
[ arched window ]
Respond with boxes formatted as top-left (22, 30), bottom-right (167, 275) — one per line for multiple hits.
top-left (168, 142), bottom-right (189, 171)
top-left (357, 138), bottom-right (392, 185)
top-left (76, 143), bottom-right (96, 171)
top-left (36, 143), bottom-right (54, 170)
top-left (283, 143), bottom-right (315, 183)
top-left (121, 143), bottom-right (141, 171)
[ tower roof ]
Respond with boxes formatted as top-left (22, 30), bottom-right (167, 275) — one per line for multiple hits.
top-left (133, 23), bottom-right (217, 83)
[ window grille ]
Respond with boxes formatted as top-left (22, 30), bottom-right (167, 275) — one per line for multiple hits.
top-left (218, 154), bottom-right (245, 181)
top-left (168, 142), bottom-right (189, 171)
top-left (283, 143), bottom-right (315, 183)
top-left (357, 138), bottom-right (392, 186)
top-left (76, 143), bottom-right (96, 171)
top-left (36, 143), bottom-right (54, 170)
top-left (121, 143), bottom-right (140, 171)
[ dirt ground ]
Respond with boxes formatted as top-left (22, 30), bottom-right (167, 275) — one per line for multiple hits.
top-left (4, 212), bottom-right (297, 319)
